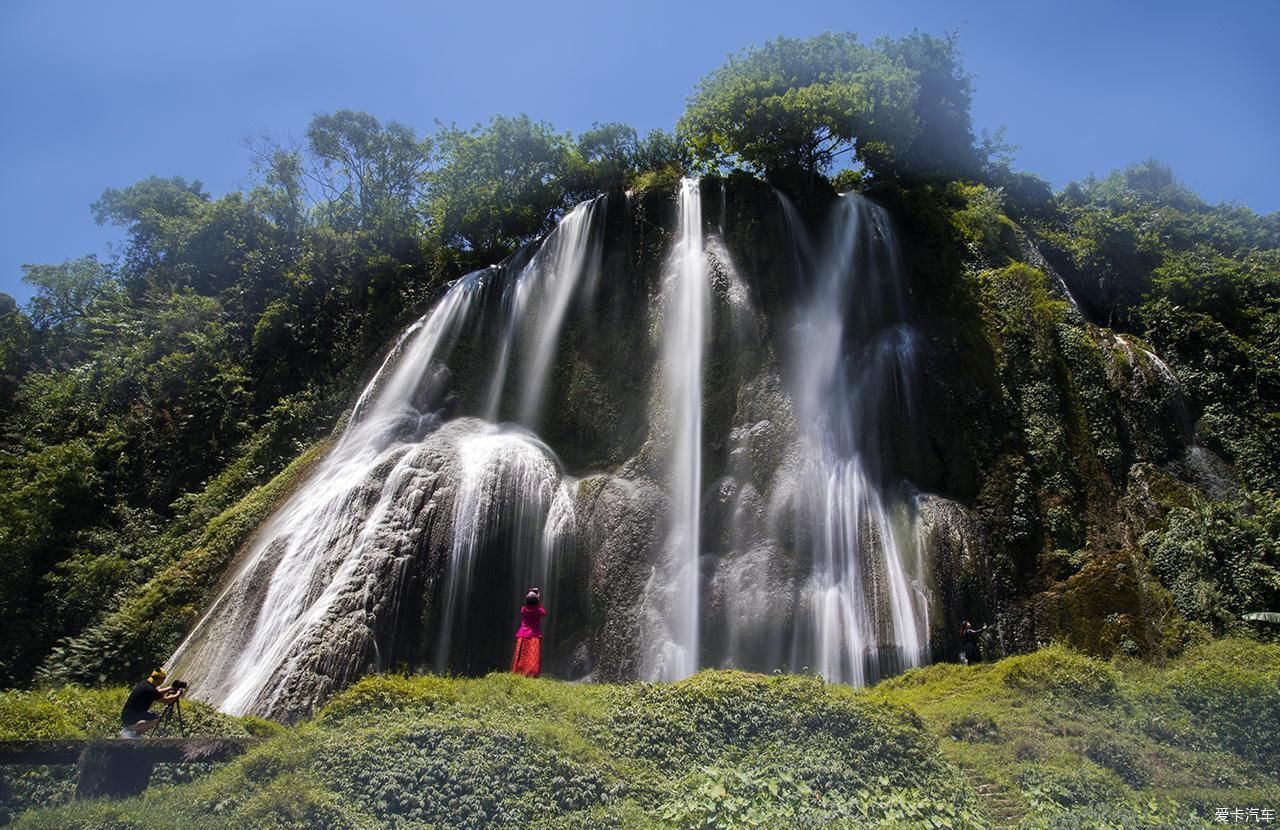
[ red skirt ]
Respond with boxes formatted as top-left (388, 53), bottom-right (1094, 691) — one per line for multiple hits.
top-left (511, 636), bottom-right (542, 677)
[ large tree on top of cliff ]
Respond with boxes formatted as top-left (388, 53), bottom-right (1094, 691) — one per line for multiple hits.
top-left (677, 31), bottom-right (981, 182)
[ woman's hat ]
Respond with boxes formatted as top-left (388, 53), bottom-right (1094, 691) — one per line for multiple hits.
top-left (148, 668), bottom-right (168, 684)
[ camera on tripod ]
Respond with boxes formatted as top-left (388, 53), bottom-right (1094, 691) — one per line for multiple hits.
top-left (155, 680), bottom-right (190, 736)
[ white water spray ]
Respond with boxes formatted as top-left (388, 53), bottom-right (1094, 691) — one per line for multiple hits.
top-left (642, 178), bottom-right (709, 680)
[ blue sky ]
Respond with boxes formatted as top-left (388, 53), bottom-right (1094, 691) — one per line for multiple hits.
top-left (2, 0), bottom-right (1277, 302)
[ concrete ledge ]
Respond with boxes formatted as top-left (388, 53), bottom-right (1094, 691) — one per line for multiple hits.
top-left (0, 738), bottom-right (258, 798)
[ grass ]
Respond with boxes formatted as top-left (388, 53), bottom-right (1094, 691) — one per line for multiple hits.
top-left (868, 640), bottom-right (1280, 828)
top-left (3, 639), bottom-right (1276, 828)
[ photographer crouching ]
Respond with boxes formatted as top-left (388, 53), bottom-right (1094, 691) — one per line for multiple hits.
top-left (119, 668), bottom-right (184, 739)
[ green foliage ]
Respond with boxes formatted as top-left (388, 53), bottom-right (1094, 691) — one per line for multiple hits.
top-left (7, 671), bottom-right (977, 828)
top-left (678, 31), bottom-right (989, 184)
top-left (948, 713), bottom-right (1002, 743)
top-left (428, 114), bottom-right (581, 263)
top-left (1144, 493), bottom-right (1280, 631)
top-left (1038, 159), bottom-right (1279, 338)
top-left (10, 648), bottom-right (1275, 827)
top-left (869, 641), bottom-right (1276, 828)
top-left (1164, 640), bottom-right (1280, 773)
top-left (631, 128), bottom-right (690, 182)
top-left (306, 109), bottom-right (432, 243)
top-left (0, 684), bottom-right (268, 824)
top-left (20, 257), bottom-right (116, 359)
top-left (677, 32), bottom-right (920, 178)
top-left (1134, 296), bottom-right (1280, 493)
top-left (0, 105), bottom-right (456, 684)
top-left (91, 176), bottom-right (210, 290)
top-left (949, 183), bottom-right (1015, 258)
top-left (0, 684), bottom-right (261, 741)
top-left (39, 437), bottom-right (330, 684)
top-left (877, 31), bottom-right (983, 181)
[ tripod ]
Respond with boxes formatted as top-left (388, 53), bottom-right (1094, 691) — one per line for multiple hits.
top-left (153, 694), bottom-right (186, 737)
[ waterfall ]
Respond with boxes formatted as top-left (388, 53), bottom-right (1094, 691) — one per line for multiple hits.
top-left (483, 197), bottom-right (605, 425)
top-left (168, 181), bottom-right (937, 719)
top-left (167, 271), bottom-right (488, 715)
top-left (782, 192), bottom-right (930, 684)
top-left (167, 199), bottom-right (605, 717)
top-left (434, 425), bottom-right (575, 673)
top-left (641, 177), bottom-right (709, 681)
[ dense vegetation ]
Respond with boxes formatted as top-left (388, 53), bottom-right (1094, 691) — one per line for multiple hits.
top-left (0, 25), bottom-right (1274, 724)
top-left (3, 641), bottom-right (1276, 827)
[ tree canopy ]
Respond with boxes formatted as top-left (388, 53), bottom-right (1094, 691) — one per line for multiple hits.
top-left (306, 109), bottom-right (432, 242)
top-left (427, 115), bottom-right (580, 263)
top-left (677, 31), bottom-right (983, 182)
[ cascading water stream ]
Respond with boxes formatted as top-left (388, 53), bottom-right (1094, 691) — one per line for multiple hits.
top-left (783, 192), bottom-right (930, 684)
top-left (434, 426), bottom-right (574, 672)
top-left (641, 177), bottom-right (709, 681)
top-left (168, 271), bottom-right (489, 715)
top-left (483, 197), bottom-right (605, 425)
top-left (168, 199), bottom-right (606, 717)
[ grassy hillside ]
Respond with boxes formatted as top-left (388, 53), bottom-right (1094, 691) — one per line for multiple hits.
top-left (3, 639), bottom-right (1276, 828)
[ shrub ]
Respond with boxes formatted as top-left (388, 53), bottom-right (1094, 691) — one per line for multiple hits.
top-left (1166, 661), bottom-right (1280, 773)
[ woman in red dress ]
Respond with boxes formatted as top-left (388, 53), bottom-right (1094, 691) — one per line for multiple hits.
top-left (511, 588), bottom-right (546, 677)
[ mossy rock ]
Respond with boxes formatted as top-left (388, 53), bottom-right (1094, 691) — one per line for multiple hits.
top-left (1026, 549), bottom-right (1171, 658)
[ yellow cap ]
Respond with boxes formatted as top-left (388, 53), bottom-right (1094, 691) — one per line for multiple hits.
top-left (148, 668), bottom-right (167, 684)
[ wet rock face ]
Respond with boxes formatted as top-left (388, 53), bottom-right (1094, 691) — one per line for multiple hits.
top-left (171, 422), bottom-right (471, 720)
top-left (575, 474), bottom-right (668, 681)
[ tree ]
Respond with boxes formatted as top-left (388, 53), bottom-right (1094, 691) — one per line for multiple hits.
top-left (0, 293), bottom-right (31, 408)
top-left (876, 31), bottom-right (983, 180)
top-left (427, 115), bottom-right (578, 263)
top-left (306, 110), bottom-right (432, 242)
top-left (92, 177), bottom-right (209, 294)
top-left (245, 136), bottom-right (308, 246)
top-left (633, 129), bottom-right (690, 175)
top-left (575, 122), bottom-right (639, 190)
top-left (677, 32), bottom-right (919, 180)
top-left (22, 257), bottom-right (112, 331)
top-left (21, 257), bottom-right (120, 363)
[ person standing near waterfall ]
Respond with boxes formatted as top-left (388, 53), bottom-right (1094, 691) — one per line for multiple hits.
top-left (961, 620), bottom-right (986, 665)
top-left (511, 588), bottom-right (546, 677)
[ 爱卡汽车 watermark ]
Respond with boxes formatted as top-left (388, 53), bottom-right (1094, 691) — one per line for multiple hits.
top-left (1215, 807), bottom-right (1276, 824)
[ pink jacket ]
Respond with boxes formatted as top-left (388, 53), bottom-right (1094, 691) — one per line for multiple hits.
top-left (516, 605), bottom-right (547, 638)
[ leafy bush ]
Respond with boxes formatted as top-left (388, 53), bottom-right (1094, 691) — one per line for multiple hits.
top-left (7, 670), bottom-right (976, 829)
top-left (1083, 736), bottom-right (1148, 787)
top-left (1017, 765), bottom-right (1119, 809)
top-left (1144, 494), bottom-right (1280, 632)
top-left (1165, 641), bottom-right (1280, 773)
